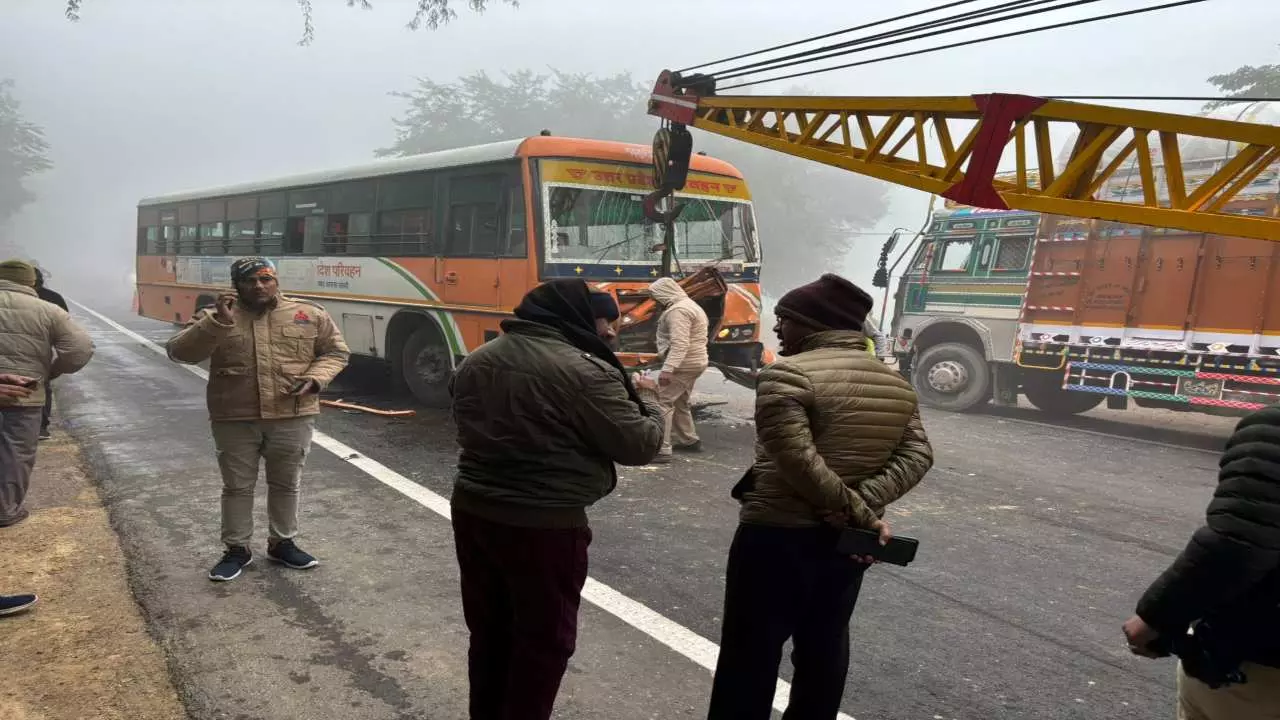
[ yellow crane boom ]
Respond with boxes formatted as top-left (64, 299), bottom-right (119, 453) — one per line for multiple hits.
top-left (647, 70), bottom-right (1280, 242)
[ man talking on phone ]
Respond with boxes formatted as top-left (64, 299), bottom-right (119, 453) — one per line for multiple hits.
top-left (167, 257), bottom-right (349, 582)
top-left (708, 273), bottom-right (933, 720)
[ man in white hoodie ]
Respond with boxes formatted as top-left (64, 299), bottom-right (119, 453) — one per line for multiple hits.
top-left (647, 277), bottom-right (710, 462)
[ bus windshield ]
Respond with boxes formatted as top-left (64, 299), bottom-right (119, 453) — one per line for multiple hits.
top-left (545, 185), bottom-right (759, 267)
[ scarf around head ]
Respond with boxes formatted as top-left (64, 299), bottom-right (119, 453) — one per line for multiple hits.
top-left (514, 280), bottom-right (647, 413)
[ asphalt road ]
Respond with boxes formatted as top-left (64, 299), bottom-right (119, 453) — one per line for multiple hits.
top-left (53, 293), bottom-right (1238, 720)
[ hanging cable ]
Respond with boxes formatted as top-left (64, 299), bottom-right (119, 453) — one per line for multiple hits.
top-left (676, 0), bottom-right (988, 74)
top-left (709, 0), bottom-right (1088, 84)
top-left (720, 0), bottom-right (1210, 91)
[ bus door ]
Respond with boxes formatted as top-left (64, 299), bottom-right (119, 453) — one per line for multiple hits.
top-left (440, 168), bottom-right (525, 308)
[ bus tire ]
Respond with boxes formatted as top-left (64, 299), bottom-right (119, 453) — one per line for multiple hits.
top-left (1023, 371), bottom-right (1104, 416)
top-left (401, 324), bottom-right (452, 409)
top-left (912, 341), bottom-right (990, 413)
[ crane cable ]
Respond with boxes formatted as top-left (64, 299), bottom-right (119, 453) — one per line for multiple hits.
top-left (720, 0), bottom-right (1210, 91)
top-left (705, 0), bottom-right (1104, 85)
top-left (676, 0), bottom-right (989, 74)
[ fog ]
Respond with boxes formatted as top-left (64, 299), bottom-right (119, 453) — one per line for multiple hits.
top-left (2, 0), bottom-right (1277, 306)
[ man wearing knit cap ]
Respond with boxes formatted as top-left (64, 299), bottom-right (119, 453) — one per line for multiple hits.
top-left (167, 256), bottom-right (349, 582)
top-left (0, 260), bottom-right (95, 528)
top-left (589, 289), bottom-right (620, 350)
top-left (647, 277), bottom-right (710, 461)
top-left (708, 272), bottom-right (933, 719)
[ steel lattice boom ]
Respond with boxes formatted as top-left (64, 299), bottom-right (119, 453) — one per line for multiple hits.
top-left (648, 71), bottom-right (1280, 242)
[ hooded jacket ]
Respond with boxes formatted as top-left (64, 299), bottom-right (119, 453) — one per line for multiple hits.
top-left (649, 277), bottom-right (709, 374)
top-left (0, 279), bottom-right (95, 408)
top-left (738, 330), bottom-right (932, 528)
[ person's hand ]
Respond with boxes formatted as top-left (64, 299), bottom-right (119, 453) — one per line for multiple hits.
top-left (1122, 616), bottom-right (1164, 658)
top-left (0, 374), bottom-right (35, 400)
top-left (214, 293), bottom-right (238, 325)
top-left (659, 370), bottom-right (674, 387)
top-left (287, 379), bottom-right (319, 397)
top-left (634, 374), bottom-right (658, 391)
top-left (850, 518), bottom-right (893, 565)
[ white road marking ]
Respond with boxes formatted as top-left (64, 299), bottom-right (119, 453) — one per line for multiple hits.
top-left (70, 301), bottom-right (852, 720)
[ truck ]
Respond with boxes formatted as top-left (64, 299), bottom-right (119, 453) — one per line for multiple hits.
top-left (645, 72), bottom-right (1280, 417)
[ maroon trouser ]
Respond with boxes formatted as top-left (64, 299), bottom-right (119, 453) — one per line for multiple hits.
top-left (451, 508), bottom-right (592, 720)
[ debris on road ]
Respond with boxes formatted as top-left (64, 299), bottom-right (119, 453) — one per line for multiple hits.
top-left (321, 398), bottom-right (416, 418)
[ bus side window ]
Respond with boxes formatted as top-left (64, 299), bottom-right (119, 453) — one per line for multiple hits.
top-left (447, 174), bottom-right (504, 257)
top-left (935, 237), bottom-right (976, 273)
top-left (503, 180), bottom-right (527, 258)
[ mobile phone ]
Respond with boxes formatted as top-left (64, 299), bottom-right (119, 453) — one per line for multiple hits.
top-left (287, 379), bottom-right (311, 395)
top-left (836, 528), bottom-right (920, 566)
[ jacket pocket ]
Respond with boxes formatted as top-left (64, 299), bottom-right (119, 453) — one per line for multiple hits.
top-left (280, 324), bottom-right (318, 357)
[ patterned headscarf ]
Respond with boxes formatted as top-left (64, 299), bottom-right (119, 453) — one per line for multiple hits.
top-left (229, 257), bottom-right (277, 284)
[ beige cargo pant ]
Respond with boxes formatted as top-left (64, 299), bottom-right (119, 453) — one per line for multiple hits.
top-left (1178, 661), bottom-right (1280, 720)
top-left (657, 366), bottom-right (706, 456)
top-left (212, 417), bottom-right (315, 548)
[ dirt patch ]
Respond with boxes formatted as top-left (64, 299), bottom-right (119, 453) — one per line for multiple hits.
top-left (0, 434), bottom-right (186, 720)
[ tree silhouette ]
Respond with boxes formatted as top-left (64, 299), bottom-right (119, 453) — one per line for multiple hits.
top-left (1204, 46), bottom-right (1280, 110)
top-left (0, 80), bottom-right (53, 227)
top-left (64, 0), bottom-right (520, 45)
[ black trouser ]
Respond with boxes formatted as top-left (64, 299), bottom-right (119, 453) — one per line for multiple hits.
top-left (451, 508), bottom-right (592, 720)
top-left (708, 523), bottom-right (868, 720)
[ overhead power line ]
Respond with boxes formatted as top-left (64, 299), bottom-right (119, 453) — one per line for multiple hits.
top-left (676, 0), bottom-right (988, 74)
top-left (719, 0), bottom-right (1210, 91)
top-left (708, 0), bottom-right (1103, 84)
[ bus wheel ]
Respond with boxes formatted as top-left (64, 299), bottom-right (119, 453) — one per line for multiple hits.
top-left (401, 325), bottom-right (452, 409)
top-left (1023, 371), bottom-right (1104, 416)
top-left (912, 342), bottom-right (990, 412)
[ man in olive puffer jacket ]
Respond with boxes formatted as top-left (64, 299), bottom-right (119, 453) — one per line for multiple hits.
top-left (450, 279), bottom-right (663, 720)
top-left (708, 273), bottom-right (933, 720)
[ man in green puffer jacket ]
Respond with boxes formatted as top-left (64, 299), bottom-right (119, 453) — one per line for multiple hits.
top-left (449, 279), bottom-right (663, 720)
top-left (708, 272), bottom-right (933, 720)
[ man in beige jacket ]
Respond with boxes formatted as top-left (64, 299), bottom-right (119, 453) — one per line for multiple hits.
top-left (167, 257), bottom-right (349, 582)
top-left (0, 260), bottom-right (95, 528)
top-left (647, 277), bottom-right (709, 462)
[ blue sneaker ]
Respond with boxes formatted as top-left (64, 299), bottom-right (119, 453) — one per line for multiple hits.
top-left (0, 594), bottom-right (37, 616)
top-left (208, 546), bottom-right (253, 582)
top-left (267, 539), bottom-right (318, 570)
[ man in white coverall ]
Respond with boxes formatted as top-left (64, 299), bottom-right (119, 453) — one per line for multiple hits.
top-left (647, 277), bottom-right (709, 463)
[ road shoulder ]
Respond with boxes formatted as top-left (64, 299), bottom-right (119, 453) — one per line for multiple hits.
top-left (0, 430), bottom-right (187, 720)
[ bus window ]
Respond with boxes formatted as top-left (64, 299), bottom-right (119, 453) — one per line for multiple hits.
top-left (377, 209), bottom-right (434, 255)
top-left (179, 225), bottom-right (199, 255)
top-left (504, 184), bottom-right (527, 258)
top-left (160, 225), bottom-right (175, 255)
top-left (346, 213), bottom-right (372, 254)
top-left (258, 218), bottom-right (284, 255)
top-left (200, 222), bottom-right (226, 255)
top-left (228, 220), bottom-right (257, 255)
top-left (936, 237), bottom-right (975, 272)
top-left (447, 174), bottom-right (503, 257)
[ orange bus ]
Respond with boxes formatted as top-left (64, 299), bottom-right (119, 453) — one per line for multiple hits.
top-left (134, 136), bottom-right (765, 405)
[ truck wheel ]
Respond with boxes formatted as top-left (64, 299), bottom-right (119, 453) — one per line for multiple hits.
top-left (912, 342), bottom-right (991, 412)
top-left (1023, 371), bottom-right (1104, 416)
top-left (401, 325), bottom-right (452, 408)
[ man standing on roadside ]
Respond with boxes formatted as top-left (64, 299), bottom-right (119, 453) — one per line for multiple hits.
top-left (167, 257), bottom-right (349, 582)
top-left (708, 273), bottom-right (933, 720)
top-left (450, 279), bottom-right (663, 720)
top-left (33, 268), bottom-right (68, 441)
top-left (647, 277), bottom-right (709, 462)
top-left (0, 261), bottom-right (95, 529)
top-left (1123, 404), bottom-right (1280, 719)
top-left (0, 373), bottom-right (40, 615)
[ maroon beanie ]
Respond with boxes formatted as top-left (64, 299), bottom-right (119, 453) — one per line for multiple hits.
top-left (775, 273), bottom-right (873, 332)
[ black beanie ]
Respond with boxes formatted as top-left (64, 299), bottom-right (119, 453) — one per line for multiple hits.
top-left (775, 273), bottom-right (873, 332)
top-left (589, 291), bottom-right (619, 321)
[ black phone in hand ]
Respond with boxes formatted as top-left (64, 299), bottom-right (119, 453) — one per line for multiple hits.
top-left (836, 528), bottom-right (919, 566)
